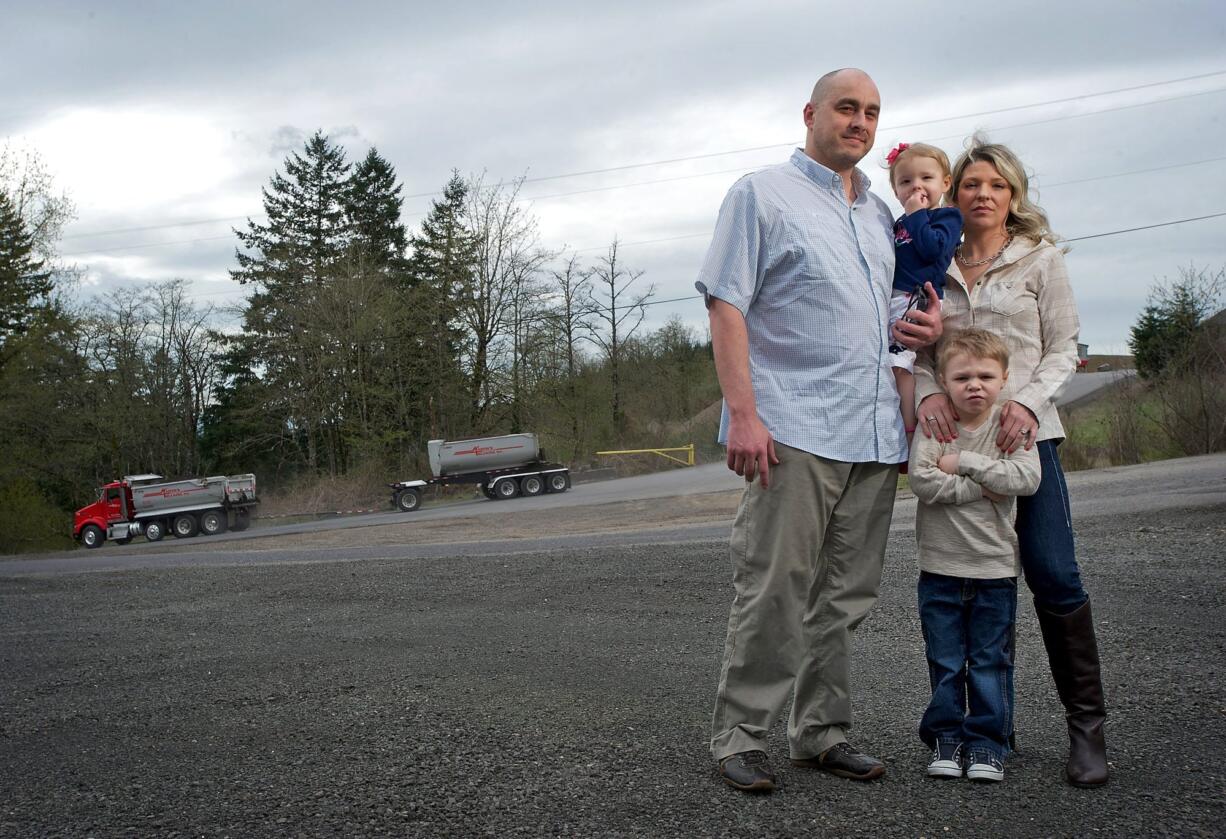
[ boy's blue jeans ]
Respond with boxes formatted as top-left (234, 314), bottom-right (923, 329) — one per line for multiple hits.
top-left (918, 572), bottom-right (1017, 759)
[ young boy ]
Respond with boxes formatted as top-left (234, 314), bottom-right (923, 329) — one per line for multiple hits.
top-left (907, 328), bottom-right (1042, 782)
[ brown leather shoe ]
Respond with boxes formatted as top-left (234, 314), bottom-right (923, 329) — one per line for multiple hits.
top-left (718, 750), bottom-right (777, 792)
top-left (791, 742), bottom-right (886, 781)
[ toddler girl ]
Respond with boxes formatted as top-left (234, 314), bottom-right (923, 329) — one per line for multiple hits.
top-left (886, 142), bottom-right (963, 437)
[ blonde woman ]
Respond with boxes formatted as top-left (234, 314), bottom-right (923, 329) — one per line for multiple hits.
top-left (913, 136), bottom-right (1109, 788)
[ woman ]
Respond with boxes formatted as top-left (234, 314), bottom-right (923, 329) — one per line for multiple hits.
top-left (913, 135), bottom-right (1109, 788)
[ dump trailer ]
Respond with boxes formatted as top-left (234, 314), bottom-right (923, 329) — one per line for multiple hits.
top-left (389, 433), bottom-right (570, 512)
top-left (73, 473), bottom-right (259, 549)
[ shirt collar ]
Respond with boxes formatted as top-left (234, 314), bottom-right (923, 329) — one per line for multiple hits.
top-left (790, 148), bottom-right (872, 200)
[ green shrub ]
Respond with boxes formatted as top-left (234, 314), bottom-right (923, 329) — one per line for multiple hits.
top-left (0, 478), bottom-right (75, 554)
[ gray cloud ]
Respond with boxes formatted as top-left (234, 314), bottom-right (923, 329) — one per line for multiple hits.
top-left (4, 1), bottom-right (1225, 353)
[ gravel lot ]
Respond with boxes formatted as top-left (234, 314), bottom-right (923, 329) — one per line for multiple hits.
top-left (1, 483), bottom-right (1223, 836)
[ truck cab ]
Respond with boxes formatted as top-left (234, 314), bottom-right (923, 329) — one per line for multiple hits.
top-left (73, 476), bottom-right (155, 548)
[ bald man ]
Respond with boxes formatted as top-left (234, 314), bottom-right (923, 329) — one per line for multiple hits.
top-left (696, 69), bottom-right (943, 792)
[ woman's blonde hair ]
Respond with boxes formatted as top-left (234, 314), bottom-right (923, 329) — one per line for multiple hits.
top-left (947, 133), bottom-right (1060, 245)
top-left (886, 142), bottom-right (952, 190)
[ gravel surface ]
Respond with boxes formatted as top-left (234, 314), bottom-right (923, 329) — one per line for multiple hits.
top-left (1, 496), bottom-right (1223, 836)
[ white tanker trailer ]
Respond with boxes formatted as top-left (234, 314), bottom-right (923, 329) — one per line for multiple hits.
top-left (389, 433), bottom-right (570, 512)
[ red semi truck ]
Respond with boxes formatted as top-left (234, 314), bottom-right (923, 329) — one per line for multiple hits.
top-left (73, 473), bottom-right (258, 549)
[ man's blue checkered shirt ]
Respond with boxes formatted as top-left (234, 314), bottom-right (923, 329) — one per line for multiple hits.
top-left (696, 148), bottom-right (908, 464)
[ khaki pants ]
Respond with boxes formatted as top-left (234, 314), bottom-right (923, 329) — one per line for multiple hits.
top-left (710, 444), bottom-right (898, 761)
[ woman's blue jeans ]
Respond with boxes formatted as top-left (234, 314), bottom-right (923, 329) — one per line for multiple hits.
top-left (918, 572), bottom-right (1017, 759)
top-left (1015, 440), bottom-right (1089, 614)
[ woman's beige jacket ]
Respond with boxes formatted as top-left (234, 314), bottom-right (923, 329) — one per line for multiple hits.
top-left (914, 236), bottom-right (1080, 442)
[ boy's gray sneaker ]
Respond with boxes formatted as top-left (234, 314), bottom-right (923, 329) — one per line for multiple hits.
top-left (927, 742), bottom-right (964, 778)
top-left (966, 749), bottom-right (1005, 782)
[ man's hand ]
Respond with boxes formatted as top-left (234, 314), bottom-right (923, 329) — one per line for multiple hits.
top-left (726, 413), bottom-right (780, 488)
top-left (918, 393), bottom-right (959, 443)
top-left (891, 281), bottom-right (944, 349)
top-left (936, 452), bottom-right (959, 475)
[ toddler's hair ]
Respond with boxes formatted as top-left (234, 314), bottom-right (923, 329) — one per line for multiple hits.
top-left (937, 328), bottom-right (1010, 374)
top-left (886, 142), bottom-right (952, 189)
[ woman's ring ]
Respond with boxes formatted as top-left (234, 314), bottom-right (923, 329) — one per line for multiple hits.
top-left (1020, 429), bottom-right (1031, 436)
top-left (926, 416), bottom-right (936, 422)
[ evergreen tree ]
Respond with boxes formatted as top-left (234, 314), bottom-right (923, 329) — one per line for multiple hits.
top-left (346, 147), bottom-right (409, 273)
top-left (228, 131), bottom-right (353, 473)
top-left (0, 190), bottom-right (53, 351)
top-left (407, 172), bottom-right (476, 439)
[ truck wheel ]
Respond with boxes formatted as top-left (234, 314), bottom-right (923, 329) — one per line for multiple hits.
top-left (547, 473), bottom-right (570, 493)
top-left (144, 520), bottom-right (166, 542)
top-left (173, 513), bottom-right (198, 538)
top-left (80, 525), bottom-right (104, 549)
top-left (521, 475), bottom-right (544, 497)
top-left (231, 508), bottom-right (251, 531)
top-left (492, 477), bottom-right (520, 499)
top-left (395, 489), bottom-right (421, 512)
top-left (200, 510), bottom-right (227, 535)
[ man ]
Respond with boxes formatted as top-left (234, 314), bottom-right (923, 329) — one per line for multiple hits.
top-left (697, 69), bottom-right (943, 793)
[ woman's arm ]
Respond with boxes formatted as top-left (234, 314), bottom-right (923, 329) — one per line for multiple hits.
top-left (1011, 248), bottom-right (1080, 420)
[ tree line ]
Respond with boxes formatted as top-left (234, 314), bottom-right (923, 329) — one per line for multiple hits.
top-left (0, 134), bottom-right (720, 552)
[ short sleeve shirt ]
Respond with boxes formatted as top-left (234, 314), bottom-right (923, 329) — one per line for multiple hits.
top-left (695, 149), bottom-right (906, 464)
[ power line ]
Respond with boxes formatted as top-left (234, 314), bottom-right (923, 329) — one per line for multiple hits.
top-left (58, 69), bottom-right (1226, 243)
top-left (158, 210), bottom-right (1226, 303)
top-left (61, 149), bottom-right (1226, 258)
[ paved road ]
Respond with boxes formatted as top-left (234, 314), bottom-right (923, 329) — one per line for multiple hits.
top-left (1055, 369), bottom-right (1137, 408)
top-left (2, 458), bottom-right (1224, 836)
top-left (9, 454), bottom-right (1225, 577)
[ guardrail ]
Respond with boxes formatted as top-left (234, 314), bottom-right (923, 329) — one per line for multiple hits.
top-left (595, 443), bottom-right (695, 467)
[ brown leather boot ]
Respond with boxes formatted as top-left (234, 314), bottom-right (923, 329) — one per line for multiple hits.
top-left (1037, 599), bottom-right (1109, 787)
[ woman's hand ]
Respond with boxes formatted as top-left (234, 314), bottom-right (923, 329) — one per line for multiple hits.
top-left (997, 400), bottom-right (1038, 453)
top-left (918, 393), bottom-right (959, 443)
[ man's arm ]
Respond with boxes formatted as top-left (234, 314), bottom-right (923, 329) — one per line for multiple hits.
top-left (708, 298), bottom-right (778, 488)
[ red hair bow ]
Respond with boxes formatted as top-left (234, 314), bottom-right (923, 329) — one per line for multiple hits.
top-left (886, 143), bottom-right (910, 166)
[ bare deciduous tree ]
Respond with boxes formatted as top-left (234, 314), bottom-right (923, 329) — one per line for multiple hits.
top-left (585, 238), bottom-right (655, 439)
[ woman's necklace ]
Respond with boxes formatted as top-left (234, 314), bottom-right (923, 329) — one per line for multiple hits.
top-left (957, 235), bottom-right (1013, 268)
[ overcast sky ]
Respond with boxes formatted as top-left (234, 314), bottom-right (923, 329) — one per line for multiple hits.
top-left (4, 1), bottom-right (1225, 353)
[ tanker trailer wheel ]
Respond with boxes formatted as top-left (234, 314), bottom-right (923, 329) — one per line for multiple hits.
top-left (231, 508), bottom-right (251, 531)
top-left (492, 477), bottom-right (520, 499)
top-left (80, 525), bottom-right (104, 549)
top-left (547, 473), bottom-right (570, 493)
top-left (200, 509), bottom-right (227, 535)
top-left (395, 488), bottom-right (422, 512)
top-left (173, 513), bottom-right (199, 538)
top-left (144, 519), bottom-right (166, 542)
top-left (521, 475), bottom-right (544, 497)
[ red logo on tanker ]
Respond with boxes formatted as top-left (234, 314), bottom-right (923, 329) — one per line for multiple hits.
top-left (453, 445), bottom-right (525, 457)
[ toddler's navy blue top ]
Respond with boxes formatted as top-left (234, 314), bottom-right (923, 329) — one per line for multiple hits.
top-left (891, 207), bottom-right (963, 298)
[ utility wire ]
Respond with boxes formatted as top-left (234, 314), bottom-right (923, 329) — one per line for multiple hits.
top-left (59, 70), bottom-right (1226, 242)
top-left (60, 152), bottom-right (1226, 258)
top-left (156, 210), bottom-right (1226, 302)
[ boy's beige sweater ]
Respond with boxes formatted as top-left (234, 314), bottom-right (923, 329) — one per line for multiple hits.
top-left (908, 405), bottom-right (1042, 579)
